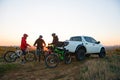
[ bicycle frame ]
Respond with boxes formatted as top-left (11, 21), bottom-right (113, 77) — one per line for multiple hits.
top-left (15, 49), bottom-right (22, 57)
top-left (54, 47), bottom-right (65, 60)
top-left (48, 44), bottom-right (66, 60)
top-left (15, 48), bottom-right (30, 58)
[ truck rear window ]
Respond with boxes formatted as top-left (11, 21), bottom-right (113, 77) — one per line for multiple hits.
top-left (70, 37), bottom-right (82, 41)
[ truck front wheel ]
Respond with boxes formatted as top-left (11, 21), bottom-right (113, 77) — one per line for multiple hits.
top-left (99, 48), bottom-right (106, 58)
top-left (76, 49), bottom-right (85, 61)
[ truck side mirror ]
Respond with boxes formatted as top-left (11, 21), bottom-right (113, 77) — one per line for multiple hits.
top-left (96, 41), bottom-right (100, 44)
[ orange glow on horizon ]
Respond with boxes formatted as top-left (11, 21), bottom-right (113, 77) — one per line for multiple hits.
top-left (0, 40), bottom-right (119, 47)
top-left (0, 36), bottom-right (120, 46)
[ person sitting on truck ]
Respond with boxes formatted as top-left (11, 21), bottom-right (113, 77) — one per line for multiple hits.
top-left (51, 33), bottom-right (59, 46)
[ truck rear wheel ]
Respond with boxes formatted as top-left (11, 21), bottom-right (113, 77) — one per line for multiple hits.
top-left (76, 49), bottom-right (85, 61)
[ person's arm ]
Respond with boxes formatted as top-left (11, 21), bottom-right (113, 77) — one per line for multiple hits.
top-left (33, 39), bottom-right (37, 46)
top-left (27, 43), bottom-right (31, 47)
top-left (43, 40), bottom-right (46, 47)
top-left (56, 36), bottom-right (59, 42)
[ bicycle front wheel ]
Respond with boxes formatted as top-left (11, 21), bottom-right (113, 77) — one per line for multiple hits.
top-left (45, 53), bottom-right (59, 68)
top-left (4, 51), bottom-right (17, 62)
top-left (25, 51), bottom-right (35, 62)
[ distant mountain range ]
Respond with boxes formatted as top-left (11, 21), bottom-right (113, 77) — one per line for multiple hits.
top-left (0, 45), bottom-right (120, 50)
top-left (105, 45), bottom-right (120, 50)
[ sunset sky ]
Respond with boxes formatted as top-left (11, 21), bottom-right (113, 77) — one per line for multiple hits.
top-left (0, 0), bottom-right (120, 46)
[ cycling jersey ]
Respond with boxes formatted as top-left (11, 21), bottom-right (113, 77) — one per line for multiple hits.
top-left (20, 37), bottom-right (29, 50)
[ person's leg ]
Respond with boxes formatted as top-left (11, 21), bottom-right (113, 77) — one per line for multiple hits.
top-left (35, 49), bottom-right (40, 62)
top-left (21, 50), bottom-right (26, 63)
top-left (37, 49), bottom-right (41, 62)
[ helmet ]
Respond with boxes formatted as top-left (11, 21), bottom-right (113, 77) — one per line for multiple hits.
top-left (39, 35), bottom-right (43, 38)
top-left (23, 33), bottom-right (28, 37)
top-left (52, 33), bottom-right (56, 36)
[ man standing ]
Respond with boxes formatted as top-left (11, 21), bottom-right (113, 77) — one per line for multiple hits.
top-left (33, 35), bottom-right (46, 62)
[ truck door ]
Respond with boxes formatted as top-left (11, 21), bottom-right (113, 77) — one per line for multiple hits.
top-left (83, 37), bottom-right (100, 53)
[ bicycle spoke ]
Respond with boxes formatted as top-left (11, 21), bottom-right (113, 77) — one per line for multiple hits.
top-left (45, 54), bottom-right (59, 68)
top-left (25, 52), bottom-right (35, 62)
top-left (4, 51), bottom-right (16, 62)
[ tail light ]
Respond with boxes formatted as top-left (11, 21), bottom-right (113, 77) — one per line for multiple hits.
top-left (64, 42), bottom-right (69, 46)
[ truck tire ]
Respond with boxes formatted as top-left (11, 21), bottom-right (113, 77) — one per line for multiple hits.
top-left (99, 48), bottom-right (106, 58)
top-left (76, 49), bottom-right (85, 61)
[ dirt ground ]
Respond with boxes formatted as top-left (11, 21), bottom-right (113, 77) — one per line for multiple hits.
top-left (0, 54), bottom-right (120, 80)
top-left (0, 56), bottom-right (82, 80)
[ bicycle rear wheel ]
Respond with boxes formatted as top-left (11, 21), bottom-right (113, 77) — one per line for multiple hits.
top-left (4, 51), bottom-right (17, 62)
top-left (25, 51), bottom-right (35, 62)
top-left (45, 53), bottom-right (59, 68)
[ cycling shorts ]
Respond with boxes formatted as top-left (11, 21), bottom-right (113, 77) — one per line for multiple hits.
top-left (21, 50), bottom-right (26, 55)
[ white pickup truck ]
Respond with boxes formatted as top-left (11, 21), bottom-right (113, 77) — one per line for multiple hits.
top-left (64, 36), bottom-right (106, 60)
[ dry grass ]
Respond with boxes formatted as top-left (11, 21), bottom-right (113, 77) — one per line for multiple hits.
top-left (0, 46), bottom-right (16, 57)
top-left (0, 46), bottom-right (120, 80)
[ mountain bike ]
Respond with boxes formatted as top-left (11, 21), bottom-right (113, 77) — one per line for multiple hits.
top-left (45, 42), bottom-right (71, 68)
top-left (4, 47), bottom-right (35, 63)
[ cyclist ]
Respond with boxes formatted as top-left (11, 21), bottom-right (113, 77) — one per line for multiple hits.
top-left (33, 35), bottom-right (46, 62)
top-left (20, 33), bottom-right (31, 64)
top-left (51, 33), bottom-right (65, 48)
top-left (51, 33), bottom-right (59, 46)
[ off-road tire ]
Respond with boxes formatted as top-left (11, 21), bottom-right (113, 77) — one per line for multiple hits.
top-left (4, 51), bottom-right (17, 62)
top-left (99, 48), bottom-right (106, 58)
top-left (45, 53), bottom-right (59, 68)
top-left (76, 49), bottom-right (85, 61)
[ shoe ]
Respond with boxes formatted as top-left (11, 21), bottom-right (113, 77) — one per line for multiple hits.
top-left (21, 60), bottom-right (26, 64)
